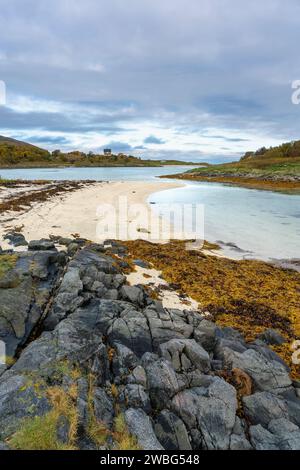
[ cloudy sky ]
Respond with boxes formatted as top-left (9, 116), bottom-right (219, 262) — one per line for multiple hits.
top-left (0, 0), bottom-right (300, 162)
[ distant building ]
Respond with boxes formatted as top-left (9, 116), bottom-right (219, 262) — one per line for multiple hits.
top-left (104, 149), bottom-right (112, 156)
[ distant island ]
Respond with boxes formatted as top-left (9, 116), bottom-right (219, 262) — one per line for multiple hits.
top-left (0, 136), bottom-right (202, 168)
top-left (161, 140), bottom-right (300, 191)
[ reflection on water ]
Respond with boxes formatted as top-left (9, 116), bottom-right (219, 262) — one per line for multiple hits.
top-left (0, 166), bottom-right (195, 181)
top-left (149, 181), bottom-right (300, 261)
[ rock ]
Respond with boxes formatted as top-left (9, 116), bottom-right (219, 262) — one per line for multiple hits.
top-left (120, 285), bottom-right (145, 307)
top-left (0, 372), bottom-right (51, 439)
top-left (243, 392), bottom-right (290, 427)
top-left (104, 289), bottom-right (119, 301)
top-left (258, 329), bottom-right (286, 346)
top-left (112, 343), bottom-right (139, 378)
top-left (77, 378), bottom-right (89, 435)
top-left (127, 366), bottom-right (147, 388)
top-left (143, 307), bottom-right (195, 350)
top-left (145, 358), bottom-right (180, 410)
top-left (28, 239), bottom-right (56, 251)
top-left (4, 232), bottom-right (28, 247)
top-left (0, 251), bottom-right (65, 357)
top-left (230, 434), bottom-right (252, 450)
top-left (56, 415), bottom-right (70, 444)
top-left (125, 408), bottom-right (164, 450)
top-left (172, 377), bottom-right (237, 450)
top-left (249, 425), bottom-right (279, 450)
top-left (112, 274), bottom-right (126, 289)
top-left (60, 268), bottom-right (83, 294)
top-left (97, 301), bottom-right (153, 357)
top-left (194, 320), bottom-right (217, 352)
top-left (93, 388), bottom-right (114, 426)
top-left (68, 243), bottom-right (79, 256)
top-left (154, 410), bottom-right (192, 450)
top-left (159, 339), bottom-right (210, 373)
top-left (220, 347), bottom-right (292, 392)
top-left (122, 385), bottom-right (151, 413)
top-left (0, 442), bottom-right (9, 450)
top-left (44, 267), bottom-right (84, 330)
top-left (268, 418), bottom-right (300, 450)
top-left (58, 237), bottom-right (73, 247)
top-left (133, 259), bottom-right (150, 269)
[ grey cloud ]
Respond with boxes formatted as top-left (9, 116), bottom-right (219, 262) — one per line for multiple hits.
top-left (0, 0), bottom-right (300, 158)
top-left (144, 135), bottom-right (165, 144)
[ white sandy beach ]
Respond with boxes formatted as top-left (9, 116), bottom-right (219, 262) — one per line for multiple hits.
top-left (0, 180), bottom-right (183, 248)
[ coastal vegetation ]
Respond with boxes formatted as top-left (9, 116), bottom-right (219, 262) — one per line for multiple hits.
top-left (1, 239), bottom-right (300, 450)
top-left (162, 140), bottom-right (300, 191)
top-left (123, 239), bottom-right (300, 378)
top-left (0, 136), bottom-right (198, 168)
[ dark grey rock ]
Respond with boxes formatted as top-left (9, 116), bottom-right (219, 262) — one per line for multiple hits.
top-left (93, 388), bottom-right (114, 426)
top-left (133, 259), bottom-right (150, 269)
top-left (67, 243), bottom-right (79, 256)
top-left (230, 434), bottom-right (252, 450)
top-left (4, 232), bottom-right (28, 247)
top-left (97, 300), bottom-right (153, 357)
top-left (56, 415), bottom-right (70, 444)
top-left (258, 329), bottom-right (286, 346)
top-left (155, 410), bottom-right (191, 450)
top-left (249, 425), bottom-right (279, 450)
top-left (28, 239), bottom-right (56, 251)
top-left (220, 347), bottom-right (292, 392)
top-left (58, 237), bottom-right (73, 247)
top-left (0, 442), bottom-right (10, 450)
top-left (0, 250), bottom-right (65, 357)
top-left (145, 358), bottom-right (180, 410)
top-left (77, 378), bottom-right (89, 435)
top-left (172, 377), bottom-right (237, 450)
top-left (127, 366), bottom-right (147, 388)
top-left (0, 372), bottom-right (51, 439)
top-left (243, 392), bottom-right (289, 427)
top-left (125, 408), bottom-right (164, 450)
top-left (159, 339), bottom-right (210, 373)
top-left (120, 285), bottom-right (145, 307)
top-left (194, 320), bottom-right (217, 352)
top-left (122, 384), bottom-right (151, 413)
top-left (112, 343), bottom-right (139, 378)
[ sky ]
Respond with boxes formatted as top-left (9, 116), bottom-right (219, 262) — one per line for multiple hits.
top-left (0, 0), bottom-right (300, 162)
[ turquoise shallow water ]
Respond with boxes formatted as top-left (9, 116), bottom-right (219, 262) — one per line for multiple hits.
top-left (1, 166), bottom-right (299, 261)
top-left (149, 181), bottom-right (300, 262)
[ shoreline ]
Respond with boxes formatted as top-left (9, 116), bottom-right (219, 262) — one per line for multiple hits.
top-left (0, 179), bottom-right (299, 271)
top-left (0, 180), bottom-right (184, 248)
top-left (160, 173), bottom-right (300, 193)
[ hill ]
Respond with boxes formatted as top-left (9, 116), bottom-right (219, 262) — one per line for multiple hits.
top-left (0, 135), bottom-right (199, 168)
top-left (162, 140), bottom-right (300, 191)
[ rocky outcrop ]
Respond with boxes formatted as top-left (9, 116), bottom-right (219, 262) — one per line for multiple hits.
top-left (0, 240), bottom-right (299, 450)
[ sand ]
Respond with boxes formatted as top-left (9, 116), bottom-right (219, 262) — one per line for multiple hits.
top-left (126, 265), bottom-right (201, 311)
top-left (0, 180), bottom-right (183, 248)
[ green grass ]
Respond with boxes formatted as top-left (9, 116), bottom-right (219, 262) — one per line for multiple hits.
top-left (0, 254), bottom-right (18, 279)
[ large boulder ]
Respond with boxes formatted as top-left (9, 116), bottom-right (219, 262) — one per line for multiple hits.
top-left (243, 392), bottom-right (290, 427)
top-left (0, 372), bottom-right (50, 439)
top-left (220, 347), bottom-right (292, 392)
top-left (144, 358), bottom-right (181, 410)
top-left (0, 251), bottom-right (65, 357)
top-left (159, 339), bottom-right (210, 373)
top-left (154, 410), bottom-right (192, 450)
top-left (172, 376), bottom-right (237, 450)
top-left (125, 408), bottom-right (164, 450)
top-left (249, 419), bottom-right (300, 450)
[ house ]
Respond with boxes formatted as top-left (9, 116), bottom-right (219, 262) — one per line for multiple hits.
top-left (104, 149), bottom-right (112, 156)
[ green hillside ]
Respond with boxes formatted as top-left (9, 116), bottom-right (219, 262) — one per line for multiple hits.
top-left (162, 140), bottom-right (300, 191)
top-left (0, 135), bottom-right (198, 168)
